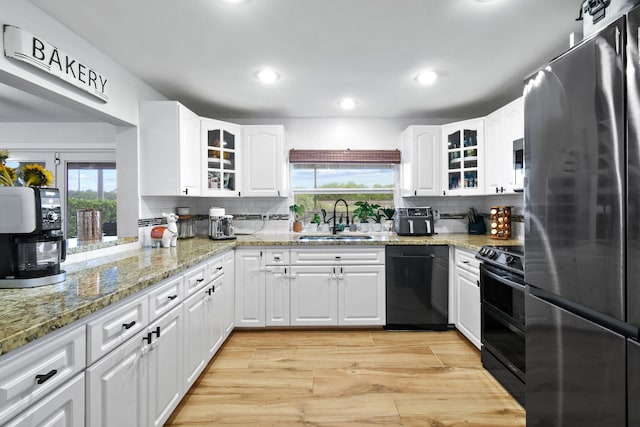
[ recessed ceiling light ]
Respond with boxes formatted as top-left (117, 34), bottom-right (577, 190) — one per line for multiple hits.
top-left (255, 68), bottom-right (280, 84)
top-left (338, 98), bottom-right (357, 110)
top-left (415, 70), bottom-right (438, 85)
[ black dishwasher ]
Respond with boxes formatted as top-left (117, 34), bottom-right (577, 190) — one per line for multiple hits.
top-left (385, 245), bottom-right (450, 330)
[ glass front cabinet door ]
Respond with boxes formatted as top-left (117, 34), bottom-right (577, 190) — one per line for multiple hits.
top-left (441, 118), bottom-right (484, 195)
top-left (201, 118), bottom-right (242, 197)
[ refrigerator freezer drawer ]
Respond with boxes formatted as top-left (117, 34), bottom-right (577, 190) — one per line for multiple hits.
top-left (526, 293), bottom-right (626, 427)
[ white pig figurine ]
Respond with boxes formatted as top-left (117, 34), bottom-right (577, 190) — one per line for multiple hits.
top-left (150, 212), bottom-right (179, 248)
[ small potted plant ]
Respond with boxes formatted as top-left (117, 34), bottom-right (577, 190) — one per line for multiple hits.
top-left (310, 213), bottom-right (321, 232)
top-left (372, 209), bottom-right (384, 232)
top-left (353, 201), bottom-right (380, 232)
top-left (290, 204), bottom-right (305, 232)
top-left (319, 208), bottom-right (332, 232)
top-left (382, 207), bottom-right (395, 232)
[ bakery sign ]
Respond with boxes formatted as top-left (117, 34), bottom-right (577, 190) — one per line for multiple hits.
top-left (3, 25), bottom-right (109, 103)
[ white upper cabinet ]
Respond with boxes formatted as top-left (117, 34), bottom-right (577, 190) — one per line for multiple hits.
top-left (242, 125), bottom-right (287, 197)
top-left (400, 126), bottom-right (441, 197)
top-left (201, 118), bottom-right (242, 197)
top-left (484, 97), bottom-right (524, 194)
top-left (441, 118), bottom-right (485, 196)
top-left (139, 101), bottom-right (201, 196)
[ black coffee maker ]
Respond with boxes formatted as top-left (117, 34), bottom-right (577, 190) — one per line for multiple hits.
top-left (0, 187), bottom-right (66, 288)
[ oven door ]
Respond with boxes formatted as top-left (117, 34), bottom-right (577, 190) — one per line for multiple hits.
top-left (480, 262), bottom-right (526, 402)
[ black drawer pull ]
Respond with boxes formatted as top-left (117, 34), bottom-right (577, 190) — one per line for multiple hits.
top-left (143, 332), bottom-right (152, 344)
top-left (196, 278), bottom-right (204, 283)
top-left (122, 321), bottom-right (136, 330)
top-left (167, 295), bottom-right (178, 300)
top-left (35, 369), bottom-right (57, 385)
top-left (152, 326), bottom-right (161, 338)
top-left (216, 266), bottom-right (223, 270)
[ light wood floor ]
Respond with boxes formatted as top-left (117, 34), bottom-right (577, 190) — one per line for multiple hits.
top-left (165, 330), bottom-right (525, 426)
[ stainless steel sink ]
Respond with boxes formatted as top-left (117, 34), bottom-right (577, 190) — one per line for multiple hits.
top-left (297, 234), bottom-right (375, 241)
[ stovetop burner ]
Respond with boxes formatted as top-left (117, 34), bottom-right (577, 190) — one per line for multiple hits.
top-left (476, 245), bottom-right (524, 275)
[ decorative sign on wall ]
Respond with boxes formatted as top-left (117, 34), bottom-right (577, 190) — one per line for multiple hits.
top-left (3, 25), bottom-right (109, 103)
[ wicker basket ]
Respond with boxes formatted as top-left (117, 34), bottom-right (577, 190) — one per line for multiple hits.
top-left (489, 206), bottom-right (511, 240)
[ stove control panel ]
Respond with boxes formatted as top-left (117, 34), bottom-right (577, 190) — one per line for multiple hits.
top-left (476, 245), bottom-right (524, 274)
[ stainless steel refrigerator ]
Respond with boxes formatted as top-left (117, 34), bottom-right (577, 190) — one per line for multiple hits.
top-left (524, 7), bottom-right (640, 426)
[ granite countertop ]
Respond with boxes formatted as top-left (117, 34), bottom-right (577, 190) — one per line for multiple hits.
top-left (0, 233), bottom-right (521, 357)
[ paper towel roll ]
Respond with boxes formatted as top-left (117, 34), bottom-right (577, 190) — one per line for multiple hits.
top-left (209, 207), bottom-right (225, 217)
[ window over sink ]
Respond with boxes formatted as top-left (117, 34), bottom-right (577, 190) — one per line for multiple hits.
top-left (291, 163), bottom-right (394, 222)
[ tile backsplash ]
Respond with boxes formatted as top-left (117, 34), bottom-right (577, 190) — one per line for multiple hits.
top-left (138, 193), bottom-right (524, 239)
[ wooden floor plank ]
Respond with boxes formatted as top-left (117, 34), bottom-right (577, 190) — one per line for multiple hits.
top-left (394, 392), bottom-right (525, 427)
top-left (166, 330), bottom-right (525, 426)
top-left (249, 344), bottom-right (443, 370)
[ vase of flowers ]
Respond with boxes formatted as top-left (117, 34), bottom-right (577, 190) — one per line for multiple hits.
top-left (0, 150), bottom-right (53, 187)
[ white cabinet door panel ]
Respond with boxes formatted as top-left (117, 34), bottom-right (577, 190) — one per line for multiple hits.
top-left (339, 265), bottom-right (386, 326)
top-left (290, 266), bottom-right (337, 326)
top-left (86, 330), bottom-right (148, 427)
top-left (182, 290), bottom-right (207, 390)
top-left (266, 267), bottom-right (290, 326)
top-left (148, 306), bottom-right (183, 427)
top-left (457, 269), bottom-right (481, 349)
top-left (235, 250), bottom-right (265, 327)
top-left (242, 126), bottom-right (285, 197)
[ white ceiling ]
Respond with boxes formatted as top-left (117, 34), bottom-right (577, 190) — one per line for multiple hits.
top-left (26, 0), bottom-right (582, 121)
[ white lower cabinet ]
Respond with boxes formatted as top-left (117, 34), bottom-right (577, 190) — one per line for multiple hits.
top-left (86, 329), bottom-right (149, 427)
top-left (290, 265), bottom-right (337, 326)
top-left (0, 325), bottom-right (86, 426)
top-left (86, 305), bottom-right (183, 427)
top-left (183, 257), bottom-right (225, 390)
top-left (1, 250), bottom-right (235, 427)
top-left (4, 373), bottom-right (85, 427)
top-left (236, 246), bottom-right (385, 328)
top-left (266, 266), bottom-right (291, 326)
top-left (453, 248), bottom-right (481, 349)
top-left (85, 250), bottom-right (233, 427)
top-left (289, 247), bottom-right (386, 327)
top-left (223, 251), bottom-right (235, 335)
top-left (147, 305), bottom-right (183, 427)
top-left (235, 249), bottom-right (266, 327)
top-left (338, 265), bottom-right (386, 326)
top-left (205, 275), bottom-right (225, 359)
top-left (182, 286), bottom-right (208, 389)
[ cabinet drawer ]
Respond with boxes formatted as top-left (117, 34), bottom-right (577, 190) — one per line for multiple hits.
top-left (184, 263), bottom-right (208, 298)
top-left (4, 372), bottom-right (85, 427)
top-left (207, 256), bottom-right (224, 282)
top-left (148, 275), bottom-right (183, 320)
top-left (455, 248), bottom-right (480, 273)
top-left (265, 248), bottom-right (289, 265)
top-left (0, 326), bottom-right (85, 426)
top-left (291, 247), bottom-right (384, 265)
top-left (87, 294), bottom-right (148, 364)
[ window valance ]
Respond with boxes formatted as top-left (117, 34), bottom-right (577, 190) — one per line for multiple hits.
top-left (288, 149), bottom-right (400, 164)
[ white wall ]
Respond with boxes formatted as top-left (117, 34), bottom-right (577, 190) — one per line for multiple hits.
top-left (0, 122), bottom-right (116, 149)
top-left (0, 0), bottom-right (167, 125)
top-left (230, 117), bottom-right (447, 150)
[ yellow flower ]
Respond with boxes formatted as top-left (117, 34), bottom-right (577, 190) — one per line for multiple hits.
top-left (0, 164), bottom-right (16, 186)
top-left (22, 164), bottom-right (53, 187)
